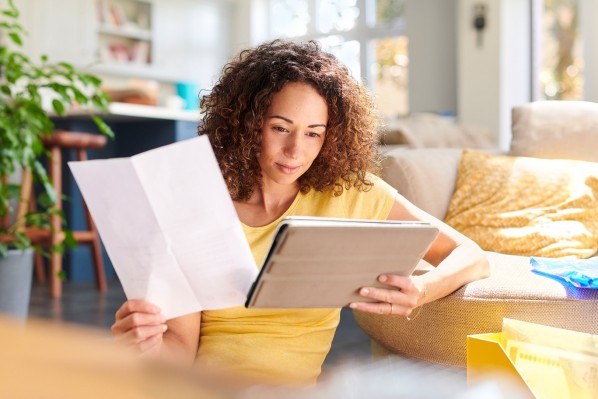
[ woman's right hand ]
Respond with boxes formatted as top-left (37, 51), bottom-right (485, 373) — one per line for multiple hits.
top-left (111, 299), bottom-right (168, 355)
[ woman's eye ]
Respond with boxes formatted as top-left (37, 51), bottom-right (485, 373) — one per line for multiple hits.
top-left (307, 132), bottom-right (322, 138)
top-left (273, 126), bottom-right (289, 133)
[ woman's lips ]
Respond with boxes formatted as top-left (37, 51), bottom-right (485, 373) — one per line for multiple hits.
top-left (276, 162), bottom-right (301, 174)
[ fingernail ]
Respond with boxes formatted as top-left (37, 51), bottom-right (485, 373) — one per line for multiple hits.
top-left (360, 288), bottom-right (370, 295)
top-left (162, 324), bottom-right (168, 332)
top-left (379, 275), bottom-right (388, 283)
top-left (160, 315), bottom-right (167, 323)
top-left (349, 303), bottom-right (357, 309)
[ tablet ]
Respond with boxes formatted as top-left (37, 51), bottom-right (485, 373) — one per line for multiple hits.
top-left (245, 216), bottom-right (439, 308)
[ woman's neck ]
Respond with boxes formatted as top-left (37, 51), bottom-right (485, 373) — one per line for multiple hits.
top-left (235, 182), bottom-right (300, 227)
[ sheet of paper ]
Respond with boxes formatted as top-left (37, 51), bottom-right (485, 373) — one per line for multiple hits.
top-left (69, 136), bottom-right (257, 319)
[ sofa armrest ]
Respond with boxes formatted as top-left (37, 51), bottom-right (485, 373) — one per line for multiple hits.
top-left (380, 148), bottom-right (463, 220)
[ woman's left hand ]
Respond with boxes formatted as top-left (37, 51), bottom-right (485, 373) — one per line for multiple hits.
top-left (349, 274), bottom-right (425, 318)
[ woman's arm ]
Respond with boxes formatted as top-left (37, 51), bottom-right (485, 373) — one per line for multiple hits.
top-left (350, 193), bottom-right (490, 317)
top-left (112, 299), bottom-right (201, 365)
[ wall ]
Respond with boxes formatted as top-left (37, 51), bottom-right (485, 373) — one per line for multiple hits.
top-left (581, 0), bottom-right (598, 102)
top-left (458, 0), bottom-right (531, 149)
top-left (17, 0), bottom-right (234, 106)
top-left (405, 0), bottom-right (458, 115)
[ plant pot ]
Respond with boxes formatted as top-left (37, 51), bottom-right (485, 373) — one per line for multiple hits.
top-left (0, 248), bottom-right (34, 320)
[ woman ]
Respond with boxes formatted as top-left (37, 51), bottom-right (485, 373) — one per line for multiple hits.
top-left (112, 40), bottom-right (489, 385)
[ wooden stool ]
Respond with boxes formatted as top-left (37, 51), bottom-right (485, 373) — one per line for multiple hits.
top-left (34, 131), bottom-right (109, 298)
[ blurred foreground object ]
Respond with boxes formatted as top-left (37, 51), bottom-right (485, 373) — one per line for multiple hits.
top-left (0, 316), bottom-right (146, 399)
top-left (240, 357), bottom-right (529, 399)
top-left (0, 314), bottom-right (531, 399)
top-left (0, 316), bottom-right (233, 399)
top-left (468, 318), bottom-right (598, 399)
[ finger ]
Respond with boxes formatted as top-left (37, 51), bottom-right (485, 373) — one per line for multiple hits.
top-left (377, 274), bottom-right (412, 291)
top-left (115, 323), bottom-right (168, 346)
top-left (137, 334), bottom-right (163, 354)
top-left (112, 311), bottom-right (166, 335)
top-left (357, 286), bottom-right (403, 304)
top-left (115, 299), bottom-right (161, 320)
top-left (349, 301), bottom-right (410, 317)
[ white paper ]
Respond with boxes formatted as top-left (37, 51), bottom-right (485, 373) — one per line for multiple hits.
top-left (68, 136), bottom-right (258, 319)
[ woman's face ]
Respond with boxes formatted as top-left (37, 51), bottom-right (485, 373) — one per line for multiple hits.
top-left (258, 82), bottom-right (328, 189)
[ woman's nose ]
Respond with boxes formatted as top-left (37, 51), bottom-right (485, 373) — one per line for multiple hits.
top-left (283, 134), bottom-right (301, 158)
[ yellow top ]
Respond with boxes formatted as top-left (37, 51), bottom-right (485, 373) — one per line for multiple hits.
top-left (197, 174), bottom-right (397, 385)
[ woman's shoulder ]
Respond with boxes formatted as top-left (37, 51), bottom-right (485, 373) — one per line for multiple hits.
top-left (304, 173), bottom-right (395, 197)
top-left (297, 173), bottom-right (396, 216)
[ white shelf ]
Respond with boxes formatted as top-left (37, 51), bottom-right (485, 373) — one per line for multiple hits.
top-left (96, 0), bottom-right (153, 67)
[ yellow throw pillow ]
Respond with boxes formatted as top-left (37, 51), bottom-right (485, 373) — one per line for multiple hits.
top-left (445, 149), bottom-right (598, 258)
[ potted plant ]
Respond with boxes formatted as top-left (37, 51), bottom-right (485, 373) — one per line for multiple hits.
top-left (0, 0), bottom-right (113, 319)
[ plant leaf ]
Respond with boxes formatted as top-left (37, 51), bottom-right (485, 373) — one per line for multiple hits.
top-left (63, 230), bottom-right (76, 248)
top-left (8, 32), bottom-right (22, 46)
top-left (51, 98), bottom-right (65, 115)
top-left (91, 115), bottom-right (114, 138)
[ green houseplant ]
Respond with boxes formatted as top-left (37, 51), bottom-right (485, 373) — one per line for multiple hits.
top-left (0, 0), bottom-right (112, 318)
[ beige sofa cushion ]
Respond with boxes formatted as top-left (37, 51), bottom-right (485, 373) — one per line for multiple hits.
top-left (380, 148), bottom-right (463, 220)
top-left (511, 101), bottom-right (598, 162)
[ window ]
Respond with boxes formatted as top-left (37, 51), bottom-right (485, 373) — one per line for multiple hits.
top-left (536, 0), bottom-right (583, 100)
top-left (267, 0), bottom-right (408, 119)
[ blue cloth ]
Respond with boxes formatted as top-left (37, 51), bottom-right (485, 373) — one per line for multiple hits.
top-left (530, 257), bottom-right (598, 289)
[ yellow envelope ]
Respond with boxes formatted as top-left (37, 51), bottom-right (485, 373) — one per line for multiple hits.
top-left (468, 331), bottom-right (598, 399)
top-left (467, 332), bottom-right (534, 398)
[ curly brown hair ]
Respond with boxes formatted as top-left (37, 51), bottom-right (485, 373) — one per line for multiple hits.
top-left (199, 39), bottom-right (381, 201)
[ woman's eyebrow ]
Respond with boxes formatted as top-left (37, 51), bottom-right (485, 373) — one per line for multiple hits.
top-left (267, 115), bottom-right (326, 128)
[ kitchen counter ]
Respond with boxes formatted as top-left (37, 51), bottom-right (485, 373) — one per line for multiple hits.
top-left (63, 102), bottom-right (201, 123)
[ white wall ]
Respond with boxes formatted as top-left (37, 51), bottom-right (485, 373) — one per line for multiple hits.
top-left (581, 0), bottom-right (598, 102)
top-left (406, 0), bottom-right (458, 115)
top-left (458, 0), bottom-right (531, 149)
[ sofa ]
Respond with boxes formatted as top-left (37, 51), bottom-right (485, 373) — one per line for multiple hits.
top-left (379, 112), bottom-right (495, 149)
top-left (354, 100), bottom-right (598, 367)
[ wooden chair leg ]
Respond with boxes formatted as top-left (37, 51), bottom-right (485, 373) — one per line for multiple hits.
top-left (49, 146), bottom-right (63, 298)
top-left (87, 205), bottom-right (107, 292)
top-left (34, 252), bottom-right (46, 284)
top-left (27, 177), bottom-right (47, 284)
top-left (90, 235), bottom-right (107, 292)
top-left (49, 251), bottom-right (62, 298)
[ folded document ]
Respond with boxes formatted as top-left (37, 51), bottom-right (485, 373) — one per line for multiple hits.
top-left (69, 136), bottom-right (258, 319)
